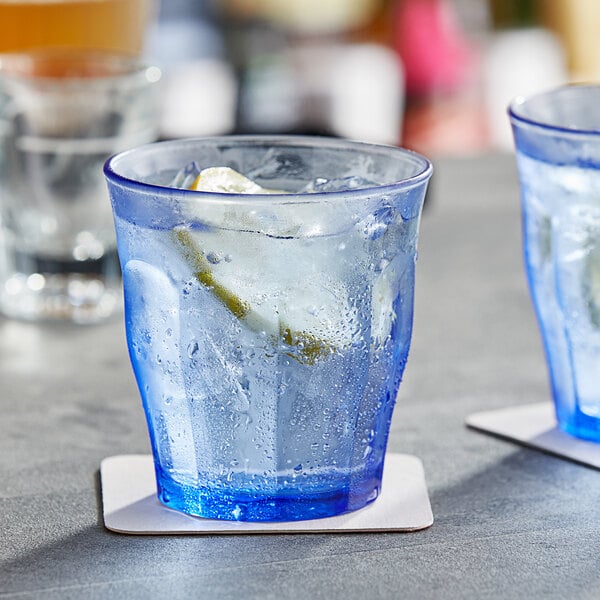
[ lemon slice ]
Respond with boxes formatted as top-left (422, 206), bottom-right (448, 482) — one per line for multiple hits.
top-left (190, 166), bottom-right (284, 195)
top-left (172, 227), bottom-right (338, 365)
top-left (174, 166), bottom-right (355, 364)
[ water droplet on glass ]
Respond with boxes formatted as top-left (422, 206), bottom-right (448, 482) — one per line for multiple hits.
top-left (363, 205), bottom-right (394, 240)
top-left (187, 340), bottom-right (199, 358)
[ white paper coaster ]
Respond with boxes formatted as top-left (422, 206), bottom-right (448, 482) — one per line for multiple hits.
top-left (100, 453), bottom-right (433, 535)
top-left (466, 401), bottom-right (600, 469)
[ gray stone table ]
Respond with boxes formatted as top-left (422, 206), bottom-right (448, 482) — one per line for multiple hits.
top-left (1, 154), bottom-right (599, 599)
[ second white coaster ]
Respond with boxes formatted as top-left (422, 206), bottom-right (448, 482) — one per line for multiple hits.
top-left (466, 401), bottom-right (600, 469)
top-left (100, 453), bottom-right (433, 535)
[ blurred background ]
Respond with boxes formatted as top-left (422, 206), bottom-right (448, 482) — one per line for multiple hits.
top-left (3, 0), bottom-right (600, 156)
top-left (149, 0), bottom-right (600, 154)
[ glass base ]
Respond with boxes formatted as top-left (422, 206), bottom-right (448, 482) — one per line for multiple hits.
top-left (0, 252), bottom-right (121, 324)
top-left (558, 408), bottom-right (600, 443)
top-left (155, 467), bottom-right (381, 522)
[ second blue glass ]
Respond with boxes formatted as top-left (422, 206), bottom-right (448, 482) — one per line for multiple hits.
top-left (510, 85), bottom-right (600, 443)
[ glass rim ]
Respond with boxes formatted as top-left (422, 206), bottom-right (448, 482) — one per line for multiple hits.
top-left (508, 83), bottom-right (600, 137)
top-left (0, 48), bottom-right (161, 87)
top-left (103, 135), bottom-right (433, 204)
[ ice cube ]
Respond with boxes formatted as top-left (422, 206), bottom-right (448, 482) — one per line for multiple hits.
top-left (173, 164), bottom-right (378, 237)
top-left (555, 204), bottom-right (600, 330)
top-left (585, 246), bottom-right (600, 328)
top-left (169, 160), bottom-right (201, 190)
top-left (171, 226), bottom-right (357, 364)
top-left (123, 259), bottom-right (201, 476)
top-left (301, 175), bottom-right (378, 193)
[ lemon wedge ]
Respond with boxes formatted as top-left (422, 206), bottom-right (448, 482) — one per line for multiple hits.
top-left (190, 166), bottom-right (284, 195)
top-left (174, 164), bottom-right (343, 364)
top-left (172, 227), bottom-right (336, 365)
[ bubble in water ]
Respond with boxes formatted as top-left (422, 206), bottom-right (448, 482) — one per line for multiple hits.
top-left (206, 251), bottom-right (222, 264)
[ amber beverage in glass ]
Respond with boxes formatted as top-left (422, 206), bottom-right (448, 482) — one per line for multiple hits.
top-left (0, 0), bottom-right (155, 55)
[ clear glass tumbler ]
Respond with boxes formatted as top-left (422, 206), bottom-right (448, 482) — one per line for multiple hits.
top-left (104, 136), bottom-right (432, 521)
top-left (510, 85), bottom-right (600, 442)
top-left (0, 49), bottom-right (160, 323)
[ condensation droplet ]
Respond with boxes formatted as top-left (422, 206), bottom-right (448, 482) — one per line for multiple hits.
top-left (187, 340), bottom-right (199, 358)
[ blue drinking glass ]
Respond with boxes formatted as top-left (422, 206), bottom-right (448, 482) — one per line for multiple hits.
top-left (510, 85), bottom-right (600, 442)
top-left (105, 136), bottom-right (432, 520)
